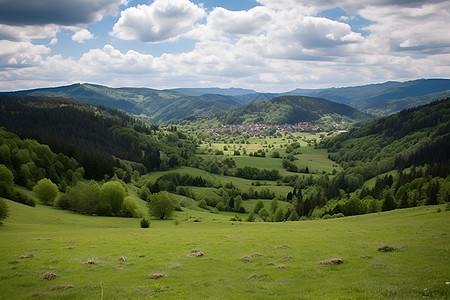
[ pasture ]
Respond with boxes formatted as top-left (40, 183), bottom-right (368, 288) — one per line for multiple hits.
top-left (1, 200), bottom-right (448, 299)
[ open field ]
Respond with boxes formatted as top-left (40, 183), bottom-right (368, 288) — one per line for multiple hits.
top-left (1, 200), bottom-right (449, 299)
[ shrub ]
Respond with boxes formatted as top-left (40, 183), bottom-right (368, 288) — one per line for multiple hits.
top-left (0, 198), bottom-right (8, 222)
top-left (198, 200), bottom-right (208, 209)
top-left (332, 213), bottom-right (345, 218)
top-left (33, 178), bottom-right (59, 205)
top-left (322, 214), bottom-right (332, 220)
top-left (7, 189), bottom-right (35, 207)
top-left (121, 196), bottom-right (139, 217)
top-left (99, 181), bottom-right (126, 215)
top-left (140, 218), bottom-right (150, 228)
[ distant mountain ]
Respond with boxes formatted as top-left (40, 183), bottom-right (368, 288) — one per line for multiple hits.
top-left (186, 95), bottom-right (371, 131)
top-left (285, 79), bottom-right (450, 115)
top-left (168, 87), bottom-right (257, 97)
top-left (2, 83), bottom-right (242, 123)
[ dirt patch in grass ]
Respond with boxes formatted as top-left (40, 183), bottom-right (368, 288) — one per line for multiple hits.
top-left (249, 273), bottom-right (260, 279)
top-left (275, 244), bottom-right (289, 249)
top-left (19, 254), bottom-right (33, 259)
top-left (31, 291), bottom-right (49, 297)
top-left (62, 246), bottom-right (75, 250)
top-left (118, 255), bottom-right (126, 262)
top-left (318, 258), bottom-right (344, 265)
top-left (148, 273), bottom-right (168, 279)
top-left (282, 255), bottom-right (293, 260)
top-left (41, 272), bottom-right (58, 280)
top-left (168, 263), bottom-right (182, 269)
top-left (251, 252), bottom-right (264, 258)
top-left (276, 264), bottom-right (287, 269)
top-left (188, 251), bottom-right (205, 257)
top-left (377, 245), bottom-right (396, 252)
top-left (83, 258), bottom-right (97, 265)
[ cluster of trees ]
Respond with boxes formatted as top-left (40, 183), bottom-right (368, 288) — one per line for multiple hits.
top-left (0, 128), bottom-right (83, 191)
top-left (57, 180), bottom-right (139, 217)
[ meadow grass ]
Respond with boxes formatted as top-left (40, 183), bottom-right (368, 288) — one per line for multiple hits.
top-left (1, 200), bottom-right (449, 299)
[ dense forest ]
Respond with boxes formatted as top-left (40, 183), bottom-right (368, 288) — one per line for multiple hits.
top-left (0, 95), bottom-right (197, 180)
top-left (285, 98), bottom-right (450, 219)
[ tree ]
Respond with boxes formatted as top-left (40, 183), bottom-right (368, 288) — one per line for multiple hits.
top-left (274, 207), bottom-right (285, 222)
top-left (148, 191), bottom-right (176, 220)
top-left (99, 181), bottom-right (126, 215)
top-left (0, 199), bottom-right (8, 222)
top-left (271, 198), bottom-right (279, 213)
top-left (288, 210), bottom-right (299, 221)
top-left (258, 207), bottom-right (269, 221)
top-left (0, 164), bottom-right (14, 196)
top-left (33, 178), bottom-right (58, 205)
top-left (253, 200), bottom-right (264, 214)
top-left (382, 193), bottom-right (396, 211)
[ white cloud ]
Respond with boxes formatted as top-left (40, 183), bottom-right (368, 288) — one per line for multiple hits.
top-left (0, 40), bottom-right (50, 67)
top-left (72, 29), bottom-right (94, 43)
top-left (112, 0), bottom-right (206, 43)
top-left (0, 24), bottom-right (59, 42)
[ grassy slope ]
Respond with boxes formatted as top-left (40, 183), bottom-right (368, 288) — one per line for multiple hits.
top-left (1, 200), bottom-right (449, 299)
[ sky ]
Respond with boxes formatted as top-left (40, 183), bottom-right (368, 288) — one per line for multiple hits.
top-left (0, 0), bottom-right (449, 92)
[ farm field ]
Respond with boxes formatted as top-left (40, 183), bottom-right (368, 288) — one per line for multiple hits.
top-left (1, 200), bottom-right (449, 299)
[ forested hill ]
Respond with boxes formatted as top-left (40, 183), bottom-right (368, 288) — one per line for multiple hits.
top-left (320, 97), bottom-right (450, 181)
top-left (0, 95), bottom-right (197, 180)
top-left (1, 83), bottom-right (241, 123)
top-left (188, 95), bottom-right (371, 130)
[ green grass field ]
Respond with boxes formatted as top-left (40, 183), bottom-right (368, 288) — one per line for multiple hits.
top-left (1, 200), bottom-right (449, 299)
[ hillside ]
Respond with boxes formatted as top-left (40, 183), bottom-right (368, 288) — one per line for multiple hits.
top-left (2, 83), bottom-right (241, 123)
top-left (0, 95), bottom-right (196, 179)
top-left (320, 97), bottom-right (450, 180)
top-left (184, 95), bottom-right (371, 131)
top-left (287, 79), bottom-right (450, 115)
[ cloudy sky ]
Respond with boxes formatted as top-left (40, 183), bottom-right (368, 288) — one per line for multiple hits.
top-left (0, 0), bottom-right (449, 92)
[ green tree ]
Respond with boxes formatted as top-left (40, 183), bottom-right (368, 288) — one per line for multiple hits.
top-left (68, 180), bottom-right (100, 215)
top-left (253, 200), bottom-right (264, 214)
top-left (121, 196), bottom-right (139, 217)
top-left (148, 191), bottom-right (176, 220)
top-left (258, 207), bottom-right (269, 221)
top-left (271, 198), bottom-right (279, 213)
top-left (287, 210), bottom-right (299, 221)
top-left (0, 199), bottom-right (8, 222)
top-left (0, 164), bottom-right (14, 196)
top-left (382, 193), bottom-right (396, 211)
top-left (33, 178), bottom-right (58, 205)
top-left (99, 181), bottom-right (127, 215)
top-left (274, 207), bottom-right (285, 222)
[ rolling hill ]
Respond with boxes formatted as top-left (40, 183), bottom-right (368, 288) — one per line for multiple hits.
top-left (2, 83), bottom-right (241, 123)
top-left (186, 95), bottom-right (371, 131)
top-left (285, 79), bottom-right (450, 115)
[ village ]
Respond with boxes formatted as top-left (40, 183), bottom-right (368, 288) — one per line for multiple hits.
top-left (205, 122), bottom-right (320, 136)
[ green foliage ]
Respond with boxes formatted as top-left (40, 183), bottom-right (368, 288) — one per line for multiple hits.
top-left (258, 207), bottom-right (269, 221)
top-left (0, 164), bottom-right (13, 195)
top-left (0, 198), bottom-right (8, 222)
top-left (274, 207), bottom-right (285, 222)
top-left (148, 191), bottom-right (176, 220)
top-left (140, 217), bottom-right (150, 228)
top-left (33, 178), bottom-right (58, 205)
top-left (99, 181), bottom-right (127, 216)
top-left (67, 181), bottom-right (100, 215)
top-left (121, 196), bottom-right (139, 218)
top-left (253, 200), bottom-right (264, 214)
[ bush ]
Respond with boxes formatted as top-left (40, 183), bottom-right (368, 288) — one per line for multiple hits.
top-left (0, 198), bottom-right (8, 222)
top-left (99, 181), bottom-right (126, 215)
top-left (332, 213), bottom-right (345, 218)
top-left (148, 191), bottom-right (176, 220)
top-left (140, 218), bottom-right (150, 228)
top-left (33, 178), bottom-right (59, 205)
top-left (121, 196), bottom-right (139, 217)
top-left (322, 214), bottom-right (332, 220)
top-left (198, 200), bottom-right (208, 209)
top-left (7, 189), bottom-right (35, 207)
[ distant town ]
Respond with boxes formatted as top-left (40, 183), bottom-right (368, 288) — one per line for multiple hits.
top-left (205, 122), bottom-right (320, 136)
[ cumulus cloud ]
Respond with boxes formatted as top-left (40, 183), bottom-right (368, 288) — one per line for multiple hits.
top-left (0, 24), bottom-right (59, 42)
top-left (72, 29), bottom-right (94, 43)
top-left (0, 40), bottom-right (50, 67)
top-left (112, 0), bottom-right (206, 43)
top-left (207, 6), bottom-right (273, 35)
top-left (0, 0), bottom-right (126, 26)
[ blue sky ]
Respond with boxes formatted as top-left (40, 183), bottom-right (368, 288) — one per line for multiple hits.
top-left (0, 0), bottom-right (449, 92)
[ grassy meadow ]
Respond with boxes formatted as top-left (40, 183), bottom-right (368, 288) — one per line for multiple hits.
top-left (1, 199), bottom-right (449, 299)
